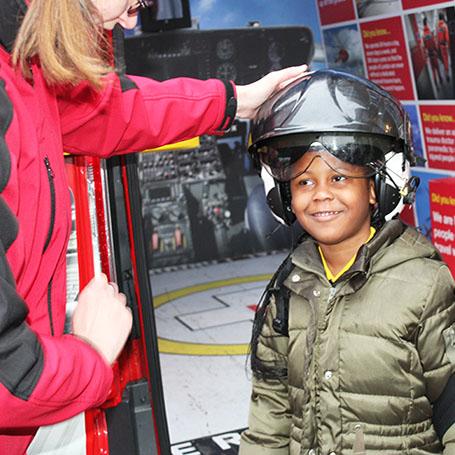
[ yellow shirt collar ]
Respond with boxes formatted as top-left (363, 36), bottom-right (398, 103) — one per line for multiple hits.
top-left (318, 227), bottom-right (376, 283)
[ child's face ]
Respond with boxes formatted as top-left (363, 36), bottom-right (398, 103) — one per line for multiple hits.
top-left (290, 150), bottom-right (376, 248)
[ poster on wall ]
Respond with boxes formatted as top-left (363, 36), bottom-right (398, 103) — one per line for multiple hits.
top-left (404, 104), bottom-right (425, 159)
top-left (360, 16), bottom-right (415, 100)
top-left (323, 24), bottom-right (365, 76)
top-left (429, 177), bottom-right (455, 276)
top-left (401, 0), bottom-right (448, 10)
top-left (411, 168), bottom-right (453, 238)
top-left (317, 0), bottom-right (356, 26)
top-left (316, 0), bottom-right (455, 236)
top-left (404, 6), bottom-right (455, 100)
top-left (355, 0), bottom-right (401, 19)
top-left (419, 104), bottom-right (455, 170)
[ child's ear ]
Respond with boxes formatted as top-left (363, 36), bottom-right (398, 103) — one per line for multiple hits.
top-left (369, 178), bottom-right (377, 205)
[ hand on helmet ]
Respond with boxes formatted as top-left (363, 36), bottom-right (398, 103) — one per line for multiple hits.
top-left (235, 65), bottom-right (310, 119)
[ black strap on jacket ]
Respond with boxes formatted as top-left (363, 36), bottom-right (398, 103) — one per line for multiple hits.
top-left (112, 25), bottom-right (138, 92)
top-left (250, 253), bottom-right (293, 380)
top-left (433, 374), bottom-right (455, 440)
top-left (270, 255), bottom-right (294, 336)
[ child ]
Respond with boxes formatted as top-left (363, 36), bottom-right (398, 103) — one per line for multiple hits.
top-left (240, 69), bottom-right (455, 454)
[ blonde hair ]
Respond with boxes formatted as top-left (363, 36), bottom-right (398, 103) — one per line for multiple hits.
top-left (12, 0), bottom-right (112, 88)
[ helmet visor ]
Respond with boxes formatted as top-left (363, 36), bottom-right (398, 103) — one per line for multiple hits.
top-left (254, 133), bottom-right (401, 182)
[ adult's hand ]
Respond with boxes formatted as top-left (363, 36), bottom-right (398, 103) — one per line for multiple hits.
top-left (235, 64), bottom-right (309, 119)
top-left (72, 274), bottom-right (133, 365)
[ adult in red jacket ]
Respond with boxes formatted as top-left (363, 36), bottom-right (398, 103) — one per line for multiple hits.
top-left (437, 12), bottom-right (450, 82)
top-left (422, 17), bottom-right (443, 88)
top-left (0, 0), bottom-right (309, 452)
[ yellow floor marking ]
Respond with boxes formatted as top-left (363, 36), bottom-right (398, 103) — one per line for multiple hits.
top-left (154, 274), bottom-right (272, 356)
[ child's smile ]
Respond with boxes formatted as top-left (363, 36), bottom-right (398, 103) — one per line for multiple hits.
top-left (310, 209), bottom-right (342, 220)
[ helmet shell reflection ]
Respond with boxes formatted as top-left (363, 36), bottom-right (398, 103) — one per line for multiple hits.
top-left (250, 69), bottom-right (412, 148)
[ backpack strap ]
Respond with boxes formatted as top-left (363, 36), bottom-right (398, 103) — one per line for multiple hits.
top-left (249, 231), bottom-right (308, 380)
top-left (270, 255), bottom-right (294, 336)
top-left (249, 253), bottom-right (293, 380)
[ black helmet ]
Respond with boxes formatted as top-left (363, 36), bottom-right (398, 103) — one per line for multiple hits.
top-left (249, 69), bottom-right (419, 226)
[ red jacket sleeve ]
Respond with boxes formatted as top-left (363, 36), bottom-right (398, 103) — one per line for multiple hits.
top-left (0, 333), bottom-right (113, 428)
top-left (58, 74), bottom-right (232, 157)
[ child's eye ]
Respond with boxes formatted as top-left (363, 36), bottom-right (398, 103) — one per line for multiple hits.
top-left (298, 178), bottom-right (314, 187)
top-left (333, 175), bottom-right (347, 183)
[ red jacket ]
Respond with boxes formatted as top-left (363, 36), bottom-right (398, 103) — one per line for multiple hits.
top-left (423, 25), bottom-right (437, 54)
top-left (437, 19), bottom-right (449, 45)
top-left (0, 10), bottom-right (234, 454)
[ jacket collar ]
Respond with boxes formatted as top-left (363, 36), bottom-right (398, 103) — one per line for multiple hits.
top-left (342, 219), bottom-right (406, 289)
top-left (0, 0), bottom-right (28, 53)
top-left (290, 219), bottom-right (407, 293)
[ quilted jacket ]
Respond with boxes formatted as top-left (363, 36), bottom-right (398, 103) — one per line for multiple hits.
top-left (241, 220), bottom-right (455, 454)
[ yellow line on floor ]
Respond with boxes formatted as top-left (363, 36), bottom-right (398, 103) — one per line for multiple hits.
top-left (153, 274), bottom-right (271, 308)
top-left (154, 274), bottom-right (272, 356)
top-left (158, 338), bottom-right (250, 356)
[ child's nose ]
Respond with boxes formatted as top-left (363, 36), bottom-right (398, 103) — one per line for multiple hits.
top-left (313, 181), bottom-right (334, 200)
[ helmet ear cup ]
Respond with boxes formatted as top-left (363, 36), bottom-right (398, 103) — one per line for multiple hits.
top-left (373, 172), bottom-right (401, 223)
top-left (263, 180), bottom-right (295, 226)
top-left (260, 167), bottom-right (294, 225)
top-left (265, 183), bottom-right (287, 224)
top-left (277, 181), bottom-right (296, 226)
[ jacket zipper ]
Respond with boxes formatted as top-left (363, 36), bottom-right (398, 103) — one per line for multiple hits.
top-left (47, 278), bottom-right (55, 336)
top-left (43, 156), bottom-right (56, 336)
top-left (43, 156), bottom-right (55, 253)
top-left (313, 285), bottom-right (338, 449)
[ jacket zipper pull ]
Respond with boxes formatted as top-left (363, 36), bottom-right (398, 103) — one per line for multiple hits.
top-left (43, 156), bottom-right (56, 254)
top-left (44, 156), bottom-right (55, 178)
top-left (353, 424), bottom-right (366, 454)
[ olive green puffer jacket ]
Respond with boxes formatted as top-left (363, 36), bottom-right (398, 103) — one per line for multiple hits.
top-left (240, 220), bottom-right (455, 455)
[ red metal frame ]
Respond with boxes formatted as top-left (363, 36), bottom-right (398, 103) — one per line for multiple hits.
top-left (66, 155), bottom-right (159, 454)
top-left (120, 159), bottom-right (162, 453)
